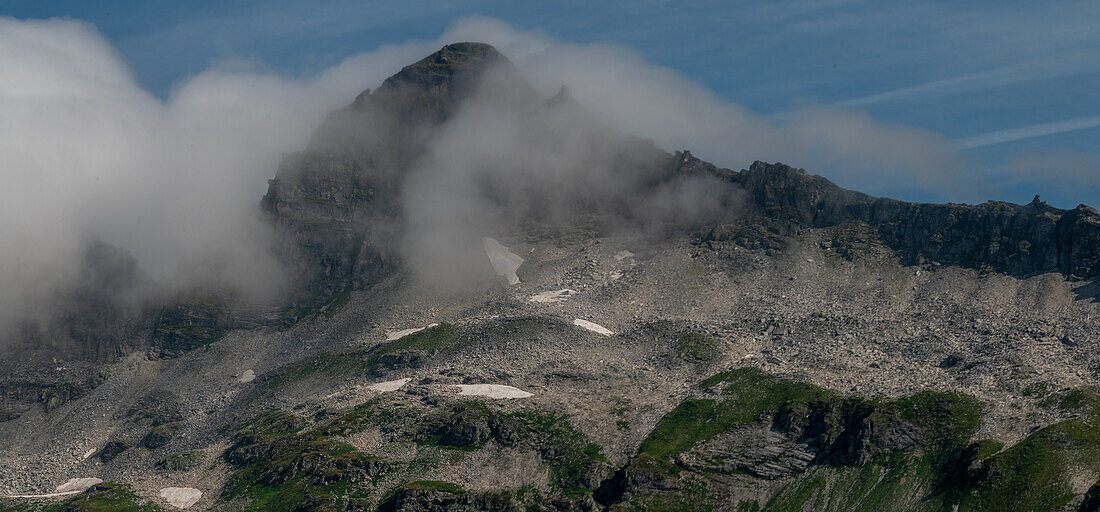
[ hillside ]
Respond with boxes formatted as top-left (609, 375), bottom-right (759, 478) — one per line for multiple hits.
top-left (2, 43), bottom-right (1099, 512)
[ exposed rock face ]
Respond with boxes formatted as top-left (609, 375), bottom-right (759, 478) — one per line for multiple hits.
top-left (0, 372), bottom-right (106, 422)
top-left (597, 370), bottom-right (987, 509)
top-left (379, 484), bottom-right (525, 512)
top-left (261, 43), bottom-right (525, 309)
top-left (148, 299), bottom-right (229, 358)
top-left (675, 423), bottom-right (817, 479)
top-left (679, 152), bottom-right (1100, 280)
top-left (140, 424), bottom-right (176, 449)
top-left (98, 440), bottom-right (129, 462)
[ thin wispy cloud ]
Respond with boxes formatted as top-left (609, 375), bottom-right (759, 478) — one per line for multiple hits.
top-left (838, 51), bottom-right (1094, 107)
top-left (961, 115), bottom-right (1100, 149)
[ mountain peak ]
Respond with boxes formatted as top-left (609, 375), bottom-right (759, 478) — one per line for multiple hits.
top-left (371, 42), bottom-right (508, 102)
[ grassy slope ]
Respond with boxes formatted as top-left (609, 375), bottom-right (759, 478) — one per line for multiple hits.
top-left (0, 483), bottom-right (162, 512)
top-left (621, 368), bottom-right (1098, 512)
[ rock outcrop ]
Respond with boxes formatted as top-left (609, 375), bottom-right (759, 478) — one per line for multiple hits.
top-left (679, 153), bottom-right (1100, 279)
top-left (148, 299), bottom-right (230, 358)
top-left (261, 43), bottom-right (527, 309)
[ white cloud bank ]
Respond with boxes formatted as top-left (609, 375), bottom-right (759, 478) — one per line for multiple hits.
top-left (0, 14), bottom-right (1047, 331)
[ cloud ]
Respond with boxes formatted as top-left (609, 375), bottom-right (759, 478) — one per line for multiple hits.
top-left (836, 49), bottom-right (1097, 108)
top-left (441, 16), bottom-right (971, 201)
top-left (0, 16), bottom-right (432, 330)
top-left (0, 14), bottom-right (1013, 335)
top-left (961, 115), bottom-right (1100, 149)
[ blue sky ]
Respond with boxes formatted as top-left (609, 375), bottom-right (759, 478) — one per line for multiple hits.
top-left (5, 0), bottom-right (1100, 208)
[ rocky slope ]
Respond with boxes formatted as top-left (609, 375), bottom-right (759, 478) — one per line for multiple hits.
top-left (2, 43), bottom-right (1099, 512)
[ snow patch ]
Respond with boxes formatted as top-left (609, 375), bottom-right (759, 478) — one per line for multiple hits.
top-left (483, 237), bottom-right (524, 285)
top-left (56, 478), bottom-right (102, 493)
top-left (573, 318), bottom-right (614, 336)
top-left (5, 478), bottom-right (101, 499)
top-left (386, 323), bottom-right (438, 341)
top-left (529, 289), bottom-right (576, 303)
top-left (455, 384), bottom-right (533, 399)
top-left (368, 378), bottom-right (411, 392)
top-left (238, 369), bottom-right (255, 383)
top-left (159, 487), bottom-right (202, 509)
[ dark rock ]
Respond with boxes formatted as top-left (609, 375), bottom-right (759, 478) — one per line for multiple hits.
top-left (437, 408), bottom-right (492, 447)
top-left (1080, 481), bottom-right (1100, 512)
top-left (0, 373), bottom-right (106, 422)
top-left (379, 483), bottom-right (524, 512)
top-left (681, 154), bottom-right (1100, 280)
top-left (939, 355), bottom-right (964, 369)
top-left (595, 455), bottom-right (678, 506)
top-left (371, 350), bottom-right (426, 375)
top-left (148, 299), bottom-right (230, 358)
top-left (99, 440), bottom-right (130, 462)
top-left (140, 423), bottom-right (177, 449)
top-left (261, 43), bottom-right (529, 311)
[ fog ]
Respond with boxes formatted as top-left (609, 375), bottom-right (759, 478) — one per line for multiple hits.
top-left (0, 17), bottom-right (435, 331)
top-left (398, 66), bottom-right (742, 286)
top-left (0, 15), bottom-right (997, 335)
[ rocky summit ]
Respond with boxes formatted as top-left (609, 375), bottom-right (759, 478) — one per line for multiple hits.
top-left (2, 43), bottom-right (1100, 512)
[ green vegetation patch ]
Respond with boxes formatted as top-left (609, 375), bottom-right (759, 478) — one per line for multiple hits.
top-left (641, 369), bottom-right (835, 459)
top-left (956, 416), bottom-right (1100, 512)
top-left (620, 371), bottom-right (1100, 512)
top-left (260, 323), bottom-right (466, 390)
top-left (221, 396), bottom-right (607, 510)
top-left (222, 410), bottom-right (393, 511)
top-left (418, 401), bottom-right (608, 497)
top-left (509, 410), bottom-right (607, 496)
top-left (763, 454), bottom-right (929, 512)
top-left (1041, 386), bottom-right (1100, 419)
top-left (971, 439), bottom-right (1005, 460)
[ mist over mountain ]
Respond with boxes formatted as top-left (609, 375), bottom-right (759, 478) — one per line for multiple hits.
top-left (2, 20), bottom-right (1100, 512)
top-left (0, 16), bottom-right (1031, 348)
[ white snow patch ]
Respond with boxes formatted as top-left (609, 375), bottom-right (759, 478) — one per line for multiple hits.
top-left (368, 378), bottom-right (411, 393)
top-left (614, 250), bottom-right (635, 261)
top-left (483, 237), bottom-right (524, 285)
top-left (573, 318), bottom-right (614, 336)
top-left (455, 384), bottom-right (533, 399)
top-left (56, 478), bottom-right (102, 493)
top-left (159, 487), bottom-right (202, 509)
top-left (55, 477), bottom-right (102, 493)
top-left (386, 323), bottom-right (439, 341)
top-left (5, 478), bottom-right (101, 499)
top-left (238, 369), bottom-right (255, 383)
top-left (529, 289), bottom-right (576, 303)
